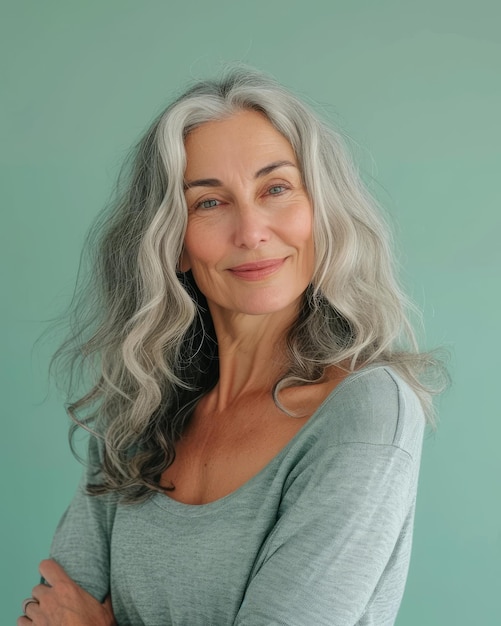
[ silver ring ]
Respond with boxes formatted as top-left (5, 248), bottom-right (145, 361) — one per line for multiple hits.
top-left (22, 597), bottom-right (39, 615)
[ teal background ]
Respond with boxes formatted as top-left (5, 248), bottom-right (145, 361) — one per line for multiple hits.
top-left (2, 1), bottom-right (499, 623)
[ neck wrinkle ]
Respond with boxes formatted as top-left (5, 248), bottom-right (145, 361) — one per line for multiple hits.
top-left (205, 299), bottom-right (301, 411)
top-left (210, 326), bottom-right (291, 412)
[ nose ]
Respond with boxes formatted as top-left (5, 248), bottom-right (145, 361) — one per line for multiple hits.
top-left (232, 203), bottom-right (271, 250)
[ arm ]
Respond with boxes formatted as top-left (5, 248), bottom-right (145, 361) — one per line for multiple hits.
top-left (47, 435), bottom-right (118, 602)
top-left (234, 367), bottom-right (425, 626)
top-left (19, 436), bottom-right (119, 625)
top-left (234, 441), bottom-right (418, 626)
top-left (18, 560), bottom-right (115, 626)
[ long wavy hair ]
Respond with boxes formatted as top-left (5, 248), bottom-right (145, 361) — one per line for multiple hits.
top-left (53, 67), bottom-right (446, 502)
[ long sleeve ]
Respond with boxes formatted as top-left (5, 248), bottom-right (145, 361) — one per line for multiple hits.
top-left (234, 368), bottom-right (424, 626)
top-left (49, 436), bottom-right (118, 602)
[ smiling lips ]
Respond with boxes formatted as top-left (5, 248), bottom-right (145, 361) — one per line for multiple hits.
top-left (228, 258), bottom-right (287, 280)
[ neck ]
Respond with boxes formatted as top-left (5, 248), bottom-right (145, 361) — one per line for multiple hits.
top-left (207, 306), bottom-right (298, 411)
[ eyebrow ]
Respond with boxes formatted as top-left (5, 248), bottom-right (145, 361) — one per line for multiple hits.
top-left (183, 160), bottom-right (297, 190)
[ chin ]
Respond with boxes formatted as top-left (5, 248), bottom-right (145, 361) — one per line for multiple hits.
top-left (234, 293), bottom-right (304, 317)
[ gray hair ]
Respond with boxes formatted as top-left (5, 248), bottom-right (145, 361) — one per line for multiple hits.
top-left (54, 68), bottom-right (446, 502)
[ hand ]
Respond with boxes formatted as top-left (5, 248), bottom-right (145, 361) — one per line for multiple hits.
top-left (18, 559), bottom-right (116, 626)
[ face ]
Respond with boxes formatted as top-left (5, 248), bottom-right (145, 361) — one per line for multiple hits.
top-left (181, 109), bottom-right (315, 323)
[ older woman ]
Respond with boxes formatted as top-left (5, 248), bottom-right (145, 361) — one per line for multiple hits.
top-left (20, 69), bottom-right (444, 626)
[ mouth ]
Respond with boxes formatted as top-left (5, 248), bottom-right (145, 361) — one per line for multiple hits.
top-left (228, 258), bottom-right (287, 280)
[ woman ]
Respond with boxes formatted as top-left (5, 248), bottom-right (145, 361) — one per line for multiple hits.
top-left (20, 68), bottom-right (444, 625)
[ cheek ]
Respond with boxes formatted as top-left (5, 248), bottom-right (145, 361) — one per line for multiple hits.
top-left (181, 223), bottom-right (221, 272)
top-left (287, 205), bottom-right (314, 247)
top-left (288, 207), bottom-right (315, 279)
top-left (180, 226), bottom-right (201, 272)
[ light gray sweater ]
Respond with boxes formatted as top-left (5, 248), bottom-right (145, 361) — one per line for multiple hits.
top-left (50, 365), bottom-right (425, 625)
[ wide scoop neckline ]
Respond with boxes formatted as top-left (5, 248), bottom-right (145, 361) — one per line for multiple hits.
top-left (150, 364), bottom-right (389, 516)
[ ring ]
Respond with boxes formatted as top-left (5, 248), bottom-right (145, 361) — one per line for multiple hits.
top-left (22, 597), bottom-right (39, 615)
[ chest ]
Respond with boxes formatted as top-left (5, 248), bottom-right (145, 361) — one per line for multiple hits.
top-left (160, 370), bottom-right (349, 505)
top-left (160, 396), bottom-right (309, 505)
top-left (110, 487), bottom-right (281, 626)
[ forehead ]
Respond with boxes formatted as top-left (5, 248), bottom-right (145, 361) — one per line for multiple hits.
top-left (184, 110), bottom-right (297, 175)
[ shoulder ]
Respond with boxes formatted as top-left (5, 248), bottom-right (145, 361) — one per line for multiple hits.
top-left (313, 365), bottom-right (425, 459)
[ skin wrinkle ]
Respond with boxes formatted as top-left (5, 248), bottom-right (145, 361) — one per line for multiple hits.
top-left (183, 160), bottom-right (298, 190)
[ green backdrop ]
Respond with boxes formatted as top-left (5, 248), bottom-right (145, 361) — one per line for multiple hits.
top-left (2, 1), bottom-right (499, 623)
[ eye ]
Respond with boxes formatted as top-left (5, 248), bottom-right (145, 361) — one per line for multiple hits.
top-left (195, 198), bottom-right (221, 210)
top-left (268, 185), bottom-right (287, 195)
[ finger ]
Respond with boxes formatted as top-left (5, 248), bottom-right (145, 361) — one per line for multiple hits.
top-left (38, 558), bottom-right (71, 586)
top-left (31, 582), bottom-right (51, 601)
top-left (22, 597), bottom-right (39, 615)
top-left (23, 598), bottom-right (41, 620)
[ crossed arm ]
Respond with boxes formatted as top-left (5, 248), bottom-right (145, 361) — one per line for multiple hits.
top-left (18, 560), bottom-right (115, 626)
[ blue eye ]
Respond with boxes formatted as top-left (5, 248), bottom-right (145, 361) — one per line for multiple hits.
top-left (196, 199), bottom-right (220, 209)
top-left (269, 185), bottom-right (286, 195)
